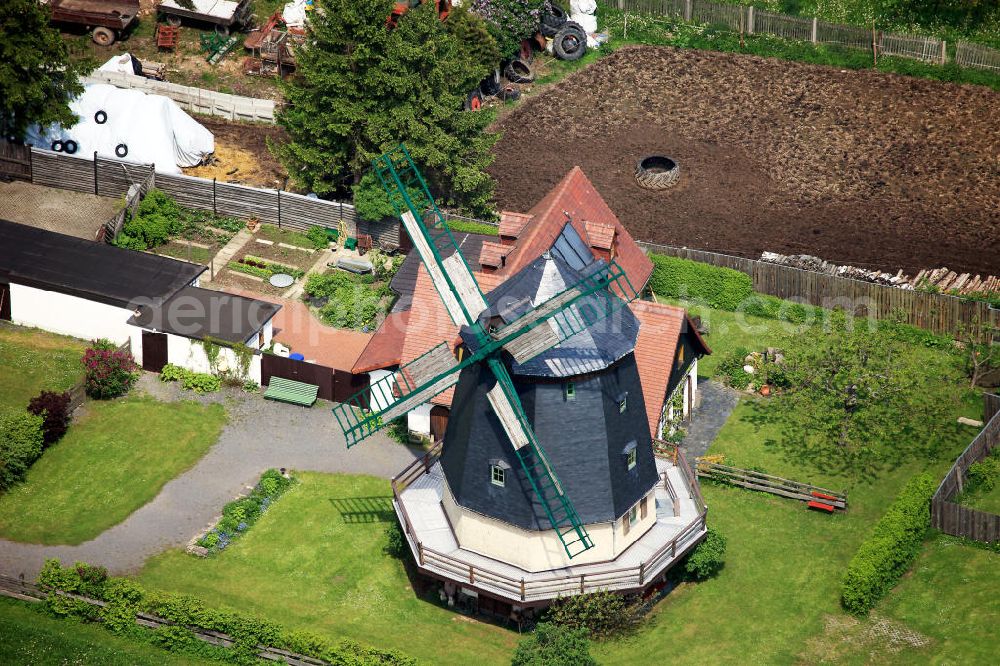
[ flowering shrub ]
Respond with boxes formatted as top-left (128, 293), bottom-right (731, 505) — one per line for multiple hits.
top-left (27, 390), bottom-right (72, 445)
top-left (197, 469), bottom-right (295, 554)
top-left (470, 0), bottom-right (550, 57)
top-left (82, 340), bottom-right (139, 400)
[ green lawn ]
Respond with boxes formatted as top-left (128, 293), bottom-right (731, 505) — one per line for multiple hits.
top-left (0, 596), bottom-right (212, 665)
top-left (256, 223), bottom-right (323, 249)
top-left (0, 397), bottom-right (226, 545)
top-left (965, 482), bottom-right (1000, 514)
top-left (137, 472), bottom-right (517, 666)
top-left (0, 324), bottom-right (86, 412)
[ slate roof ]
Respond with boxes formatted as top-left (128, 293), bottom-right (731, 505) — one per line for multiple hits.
top-left (463, 252), bottom-right (640, 378)
top-left (0, 218), bottom-right (205, 308)
top-left (127, 286), bottom-right (280, 344)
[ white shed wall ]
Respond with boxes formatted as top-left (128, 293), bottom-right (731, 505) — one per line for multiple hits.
top-left (9, 283), bottom-right (134, 344)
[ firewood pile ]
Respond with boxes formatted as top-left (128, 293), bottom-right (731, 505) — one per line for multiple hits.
top-left (760, 252), bottom-right (999, 297)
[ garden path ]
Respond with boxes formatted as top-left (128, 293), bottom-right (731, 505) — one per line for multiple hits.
top-left (681, 379), bottom-right (740, 459)
top-left (0, 376), bottom-right (421, 580)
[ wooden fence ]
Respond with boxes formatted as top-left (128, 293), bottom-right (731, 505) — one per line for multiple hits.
top-left (0, 143), bottom-right (358, 237)
top-left (956, 40), bottom-right (1000, 72)
top-left (100, 168), bottom-right (156, 242)
top-left (260, 353), bottom-right (370, 404)
top-left (391, 443), bottom-right (708, 603)
top-left (931, 393), bottom-right (1000, 543)
top-left (0, 575), bottom-right (332, 666)
top-left (637, 241), bottom-right (999, 338)
top-left (695, 460), bottom-right (848, 509)
top-left (616, 0), bottom-right (986, 67)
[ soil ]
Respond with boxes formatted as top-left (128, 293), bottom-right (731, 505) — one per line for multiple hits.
top-left (189, 117), bottom-right (290, 189)
top-left (489, 46), bottom-right (1000, 276)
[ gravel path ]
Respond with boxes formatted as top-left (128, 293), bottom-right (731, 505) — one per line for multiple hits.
top-left (680, 378), bottom-right (740, 459)
top-left (0, 376), bottom-right (421, 580)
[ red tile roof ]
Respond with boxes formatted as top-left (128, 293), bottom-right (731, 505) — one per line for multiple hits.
top-left (499, 167), bottom-right (653, 288)
top-left (629, 300), bottom-right (686, 440)
top-left (479, 241), bottom-right (514, 268)
top-left (353, 310), bottom-right (410, 373)
top-left (584, 220), bottom-right (616, 250)
top-left (499, 211), bottom-right (533, 238)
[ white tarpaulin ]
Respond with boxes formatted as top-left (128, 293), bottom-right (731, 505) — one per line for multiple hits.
top-left (281, 0), bottom-right (309, 27)
top-left (25, 75), bottom-right (214, 173)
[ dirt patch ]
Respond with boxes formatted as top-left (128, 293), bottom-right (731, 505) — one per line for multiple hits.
top-left (0, 181), bottom-right (116, 241)
top-left (798, 613), bottom-right (931, 664)
top-left (187, 117), bottom-right (290, 190)
top-left (490, 46), bottom-right (1000, 276)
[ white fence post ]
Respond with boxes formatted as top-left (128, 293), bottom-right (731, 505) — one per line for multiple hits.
top-left (941, 40), bottom-right (947, 65)
top-left (685, 0), bottom-right (692, 22)
top-left (811, 17), bottom-right (818, 44)
top-left (746, 6), bottom-right (754, 35)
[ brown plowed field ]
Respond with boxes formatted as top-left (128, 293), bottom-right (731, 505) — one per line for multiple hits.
top-left (490, 46), bottom-right (1000, 276)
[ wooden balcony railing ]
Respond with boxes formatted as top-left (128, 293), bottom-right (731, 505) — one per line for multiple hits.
top-left (390, 441), bottom-right (709, 602)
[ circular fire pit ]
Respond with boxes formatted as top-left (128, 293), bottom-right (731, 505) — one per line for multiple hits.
top-left (634, 155), bottom-right (680, 190)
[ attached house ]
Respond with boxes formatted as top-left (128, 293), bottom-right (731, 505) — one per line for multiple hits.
top-left (0, 219), bottom-right (278, 384)
top-left (353, 167), bottom-right (710, 443)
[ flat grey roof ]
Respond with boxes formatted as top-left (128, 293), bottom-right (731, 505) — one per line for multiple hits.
top-left (128, 286), bottom-right (281, 344)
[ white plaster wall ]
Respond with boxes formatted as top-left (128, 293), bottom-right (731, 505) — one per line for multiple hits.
top-left (368, 369), bottom-right (395, 411)
top-left (9, 283), bottom-right (134, 344)
top-left (441, 485), bottom-right (657, 572)
top-left (262, 319), bottom-right (273, 347)
top-left (408, 402), bottom-right (432, 436)
top-left (163, 333), bottom-right (261, 383)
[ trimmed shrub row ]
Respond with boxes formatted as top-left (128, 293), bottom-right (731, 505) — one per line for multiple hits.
top-left (0, 411), bottom-right (45, 492)
top-left (841, 473), bottom-right (937, 615)
top-left (37, 560), bottom-right (415, 665)
top-left (649, 254), bottom-right (752, 310)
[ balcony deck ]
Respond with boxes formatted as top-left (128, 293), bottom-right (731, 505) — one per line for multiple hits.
top-left (393, 447), bottom-right (708, 605)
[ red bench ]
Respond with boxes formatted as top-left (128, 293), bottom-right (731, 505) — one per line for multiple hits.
top-left (808, 500), bottom-right (835, 513)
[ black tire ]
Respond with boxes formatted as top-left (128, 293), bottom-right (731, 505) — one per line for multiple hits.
top-left (165, 14), bottom-right (182, 27)
top-left (499, 84), bottom-right (521, 102)
top-left (94, 110), bottom-right (108, 124)
top-left (553, 22), bottom-right (587, 61)
top-left (63, 139), bottom-right (78, 155)
top-left (480, 68), bottom-right (502, 97)
top-left (504, 58), bottom-right (534, 84)
top-left (540, 6), bottom-right (568, 37)
top-left (115, 143), bottom-right (128, 159)
top-left (51, 140), bottom-right (64, 153)
top-left (635, 155), bottom-right (680, 190)
top-left (463, 88), bottom-right (484, 112)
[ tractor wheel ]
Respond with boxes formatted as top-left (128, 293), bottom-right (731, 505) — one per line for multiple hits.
top-left (634, 155), bottom-right (680, 190)
top-left (165, 15), bottom-right (182, 27)
top-left (480, 68), bottom-right (502, 97)
top-left (92, 27), bottom-right (116, 46)
top-left (504, 59), bottom-right (534, 84)
top-left (540, 6), bottom-right (568, 37)
top-left (464, 88), bottom-right (484, 112)
top-left (553, 23), bottom-right (587, 61)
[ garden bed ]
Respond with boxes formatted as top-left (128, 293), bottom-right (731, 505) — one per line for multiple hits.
top-left (490, 45), bottom-right (1000, 276)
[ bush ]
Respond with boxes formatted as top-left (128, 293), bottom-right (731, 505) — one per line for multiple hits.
top-left (305, 226), bottom-right (330, 249)
top-left (546, 590), bottom-right (638, 639)
top-left (717, 347), bottom-right (752, 390)
top-left (511, 622), bottom-right (596, 666)
top-left (36, 559), bottom-right (415, 665)
top-left (966, 452), bottom-right (1000, 495)
top-left (0, 411), bottom-right (45, 491)
top-left (841, 473), bottom-right (936, 615)
top-left (684, 527), bottom-right (727, 580)
top-left (82, 341), bottom-right (139, 399)
top-left (384, 518), bottom-right (408, 559)
top-left (114, 189), bottom-right (183, 250)
top-left (197, 469), bottom-right (295, 553)
top-left (159, 363), bottom-right (220, 393)
top-left (26, 390), bottom-right (71, 445)
top-left (648, 254), bottom-right (753, 310)
top-left (306, 271), bottom-right (384, 330)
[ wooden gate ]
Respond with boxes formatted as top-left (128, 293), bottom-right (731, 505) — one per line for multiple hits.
top-left (430, 405), bottom-right (450, 442)
top-left (141, 331), bottom-right (168, 372)
top-left (0, 142), bottom-right (31, 181)
top-left (0, 283), bottom-right (11, 321)
top-left (262, 353), bottom-right (334, 401)
top-left (333, 369), bottom-right (369, 407)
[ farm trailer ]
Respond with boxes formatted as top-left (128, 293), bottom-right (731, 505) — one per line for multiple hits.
top-left (47, 0), bottom-right (139, 46)
top-left (157, 0), bottom-right (253, 36)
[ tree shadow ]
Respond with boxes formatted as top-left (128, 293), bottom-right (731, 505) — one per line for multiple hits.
top-left (327, 496), bottom-right (395, 523)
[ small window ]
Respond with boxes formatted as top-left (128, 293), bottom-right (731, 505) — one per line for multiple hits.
top-left (629, 504), bottom-right (639, 526)
top-left (627, 449), bottom-right (637, 470)
top-left (676, 345), bottom-right (685, 367)
top-left (491, 465), bottom-right (506, 487)
top-left (564, 382), bottom-right (575, 401)
top-left (618, 394), bottom-right (628, 414)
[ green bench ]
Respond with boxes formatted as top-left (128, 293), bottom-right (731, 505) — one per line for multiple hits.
top-left (264, 377), bottom-right (319, 407)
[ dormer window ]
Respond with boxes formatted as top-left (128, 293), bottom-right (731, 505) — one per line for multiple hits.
top-left (489, 459), bottom-right (510, 487)
top-left (622, 440), bottom-right (637, 471)
top-left (565, 382), bottom-right (575, 401)
top-left (617, 392), bottom-right (628, 414)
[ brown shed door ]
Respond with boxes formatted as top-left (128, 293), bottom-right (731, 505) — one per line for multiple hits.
top-left (0, 283), bottom-right (10, 321)
top-left (141, 331), bottom-right (168, 372)
top-left (430, 406), bottom-right (450, 442)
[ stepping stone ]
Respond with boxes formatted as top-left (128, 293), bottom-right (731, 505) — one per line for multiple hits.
top-left (255, 239), bottom-right (275, 245)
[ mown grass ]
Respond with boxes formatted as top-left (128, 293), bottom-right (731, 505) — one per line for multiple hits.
top-left (256, 223), bottom-right (324, 249)
top-left (0, 596), bottom-right (212, 665)
top-left (0, 324), bottom-right (86, 412)
top-left (0, 397), bottom-right (226, 545)
top-left (136, 472), bottom-right (518, 666)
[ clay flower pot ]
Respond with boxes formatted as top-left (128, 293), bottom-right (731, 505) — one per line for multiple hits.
top-left (759, 384), bottom-right (772, 397)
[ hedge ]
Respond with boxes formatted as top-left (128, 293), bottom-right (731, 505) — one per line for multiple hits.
top-left (37, 560), bottom-right (416, 665)
top-left (841, 473), bottom-right (937, 615)
top-left (648, 254), bottom-right (752, 311)
top-left (0, 411), bottom-right (45, 492)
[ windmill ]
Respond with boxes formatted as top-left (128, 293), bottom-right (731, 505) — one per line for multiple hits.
top-left (332, 145), bottom-right (640, 558)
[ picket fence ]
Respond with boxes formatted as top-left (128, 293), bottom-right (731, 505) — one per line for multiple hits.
top-left (615, 0), bottom-right (999, 69)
